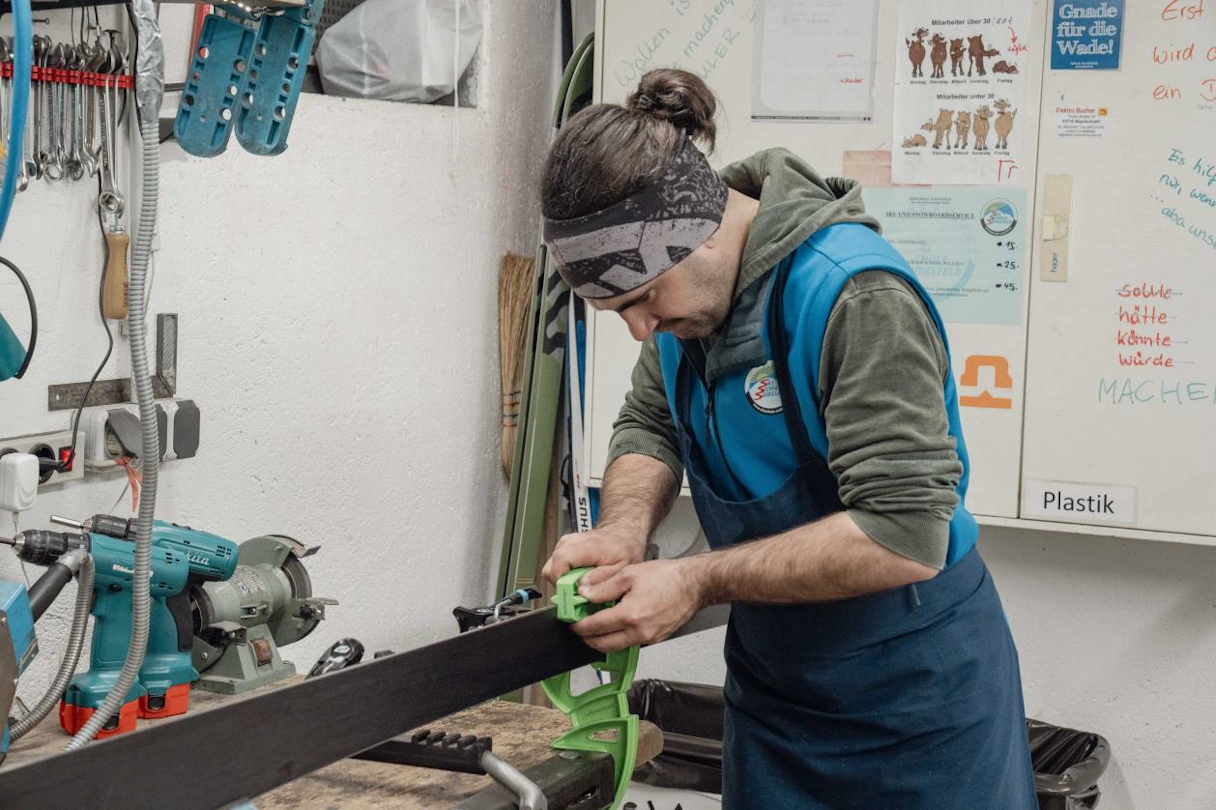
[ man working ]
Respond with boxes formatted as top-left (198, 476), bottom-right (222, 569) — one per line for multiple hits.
top-left (538, 69), bottom-right (1036, 808)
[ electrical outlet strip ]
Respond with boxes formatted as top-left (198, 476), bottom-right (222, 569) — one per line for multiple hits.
top-left (0, 429), bottom-right (87, 488)
top-left (83, 399), bottom-right (201, 470)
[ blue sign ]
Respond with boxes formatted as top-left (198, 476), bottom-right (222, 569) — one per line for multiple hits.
top-left (1052, 0), bottom-right (1124, 70)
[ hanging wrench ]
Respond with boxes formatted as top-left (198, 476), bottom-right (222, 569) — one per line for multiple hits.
top-left (0, 38), bottom-right (6, 140)
top-left (0, 37), bottom-right (23, 193)
top-left (31, 35), bottom-right (48, 180)
top-left (98, 62), bottom-right (123, 222)
top-left (43, 42), bottom-right (67, 182)
top-left (37, 35), bottom-right (56, 180)
top-left (0, 36), bottom-right (27, 193)
top-left (108, 31), bottom-right (126, 132)
top-left (37, 35), bottom-right (59, 181)
top-left (76, 40), bottom-right (99, 177)
top-left (17, 37), bottom-right (32, 190)
top-left (0, 37), bottom-right (9, 185)
top-left (98, 42), bottom-right (128, 321)
top-left (65, 42), bottom-right (85, 181)
top-left (101, 32), bottom-right (126, 192)
top-left (83, 37), bottom-right (106, 176)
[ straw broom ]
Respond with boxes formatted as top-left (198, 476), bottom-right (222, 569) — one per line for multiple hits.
top-left (498, 252), bottom-right (535, 476)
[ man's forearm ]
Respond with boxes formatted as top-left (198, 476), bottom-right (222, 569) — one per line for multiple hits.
top-left (685, 511), bottom-right (939, 606)
top-left (599, 453), bottom-right (680, 542)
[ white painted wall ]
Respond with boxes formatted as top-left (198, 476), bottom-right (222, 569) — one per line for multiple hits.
top-left (0, 0), bottom-right (556, 709)
top-left (639, 512), bottom-right (1216, 810)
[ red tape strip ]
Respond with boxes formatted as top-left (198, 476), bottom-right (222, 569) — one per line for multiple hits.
top-left (2, 62), bottom-right (132, 88)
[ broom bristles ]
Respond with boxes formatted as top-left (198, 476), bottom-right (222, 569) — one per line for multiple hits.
top-left (498, 252), bottom-right (536, 476)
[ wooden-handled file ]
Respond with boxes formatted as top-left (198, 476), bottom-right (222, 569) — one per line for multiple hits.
top-left (102, 231), bottom-right (130, 320)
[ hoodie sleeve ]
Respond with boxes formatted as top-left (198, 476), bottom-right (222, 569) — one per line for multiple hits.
top-left (817, 271), bottom-right (962, 570)
top-left (606, 337), bottom-right (685, 481)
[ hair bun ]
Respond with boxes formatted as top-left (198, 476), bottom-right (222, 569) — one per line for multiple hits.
top-left (626, 69), bottom-right (718, 152)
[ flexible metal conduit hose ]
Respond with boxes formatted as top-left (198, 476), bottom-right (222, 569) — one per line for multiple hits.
top-left (10, 552), bottom-right (95, 741)
top-left (66, 0), bottom-right (165, 750)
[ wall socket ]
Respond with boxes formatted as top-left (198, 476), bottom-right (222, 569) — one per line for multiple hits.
top-left (83, 399), bottom-right (201, 470)
top-left (0, 430), bottom-right (87, 487)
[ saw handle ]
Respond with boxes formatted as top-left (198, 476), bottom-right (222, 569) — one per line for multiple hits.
top-left (101, 231), bottom-right (130, 320)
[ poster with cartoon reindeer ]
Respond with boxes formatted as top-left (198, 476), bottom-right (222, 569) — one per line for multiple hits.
top-left (893, 0), bottom-right (1031, 184)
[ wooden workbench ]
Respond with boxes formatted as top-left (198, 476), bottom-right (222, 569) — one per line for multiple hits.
top-left (7, 680), bottom-right (662, 809)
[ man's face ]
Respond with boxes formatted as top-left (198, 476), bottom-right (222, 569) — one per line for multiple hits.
top-left (589, 238), bottom-right (736, 342)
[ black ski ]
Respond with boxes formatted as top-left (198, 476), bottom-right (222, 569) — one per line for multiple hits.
top-left (0, 608), bottom-right (600, 809)
top-left (0, 603), bottom-right (727, 808)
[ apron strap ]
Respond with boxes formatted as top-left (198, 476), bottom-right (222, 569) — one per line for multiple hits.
top-left (767, 259), bottom-right (847, 515)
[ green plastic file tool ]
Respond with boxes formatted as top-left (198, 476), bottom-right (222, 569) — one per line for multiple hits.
top-left (542, 567), bottom-right (640, 810)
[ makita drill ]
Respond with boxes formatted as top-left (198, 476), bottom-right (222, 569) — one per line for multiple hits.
top-left (7, 516), bottom-right (238, 738)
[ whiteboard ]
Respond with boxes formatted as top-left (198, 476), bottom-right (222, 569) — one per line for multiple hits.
top-left (1021, 2), bottom-right (1216, 537)
top-left (585, 0), bottom-right (1052, 518)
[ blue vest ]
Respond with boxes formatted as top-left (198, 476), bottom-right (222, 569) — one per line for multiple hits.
top-left (656, 223), bottom-right (979, 566)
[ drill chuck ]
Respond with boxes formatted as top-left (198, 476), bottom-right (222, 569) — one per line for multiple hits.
top-left (87, 514), bottom-right (137, 540)
top-left (8, 530), bottom-right (88, 567)
top-left (51, 514), bottom-right (137, 540)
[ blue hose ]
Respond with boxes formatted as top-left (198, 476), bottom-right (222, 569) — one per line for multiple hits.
top-left (0, 0), bottom-right (32, 241)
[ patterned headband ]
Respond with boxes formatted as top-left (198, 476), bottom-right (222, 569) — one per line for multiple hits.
top-left (542, 137), bottom-right (728, 299)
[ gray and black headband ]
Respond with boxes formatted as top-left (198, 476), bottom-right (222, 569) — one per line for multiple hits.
top-left (542, 137), bottom-right (729, 299)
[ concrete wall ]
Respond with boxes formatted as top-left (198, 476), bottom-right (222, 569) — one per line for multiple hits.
top-left (0, 0), bottom-right (557, 708)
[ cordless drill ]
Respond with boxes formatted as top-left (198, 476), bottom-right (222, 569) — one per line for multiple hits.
top-left (7, 516), bottom-right (238, 738)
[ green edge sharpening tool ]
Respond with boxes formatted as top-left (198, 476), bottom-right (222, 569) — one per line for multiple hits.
top-left (541, 567), bottom-right (640, 810)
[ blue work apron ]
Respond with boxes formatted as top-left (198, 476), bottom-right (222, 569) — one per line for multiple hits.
top-left (671, 263), bottom-right (1037, 809)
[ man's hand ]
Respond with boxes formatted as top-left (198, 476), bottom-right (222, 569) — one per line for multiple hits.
top-left (541, 526), bottom-right (647, 587)
top-left (569, 559), bottom-right (705, 653)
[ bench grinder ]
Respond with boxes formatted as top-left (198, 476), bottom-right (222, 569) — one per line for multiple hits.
top-left (191, 535), bottom-right (336, 694)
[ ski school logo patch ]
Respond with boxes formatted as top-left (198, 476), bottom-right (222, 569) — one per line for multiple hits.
top-left (745, 361), bottom-right (783, 414)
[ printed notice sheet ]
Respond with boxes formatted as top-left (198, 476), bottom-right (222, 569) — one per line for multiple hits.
top-left (892, 0), bottom-right (1031, 184)
top-left (862, 186), bottom-right (1029, 326)
top-left (752, 0), bottom-right (879, 121)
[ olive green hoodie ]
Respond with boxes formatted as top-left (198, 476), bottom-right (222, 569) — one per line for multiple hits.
top-left (605, 148), bottom-right (963, 568)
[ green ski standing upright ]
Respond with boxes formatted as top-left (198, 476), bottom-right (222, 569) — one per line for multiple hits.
top-left (498, 35), bottom-right (596, 599)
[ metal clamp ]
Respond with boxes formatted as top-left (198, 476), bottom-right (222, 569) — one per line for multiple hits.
top-left (479, 750), bottom-right (547, 810)
top-left (356, 728), bottom-right (547, 810)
